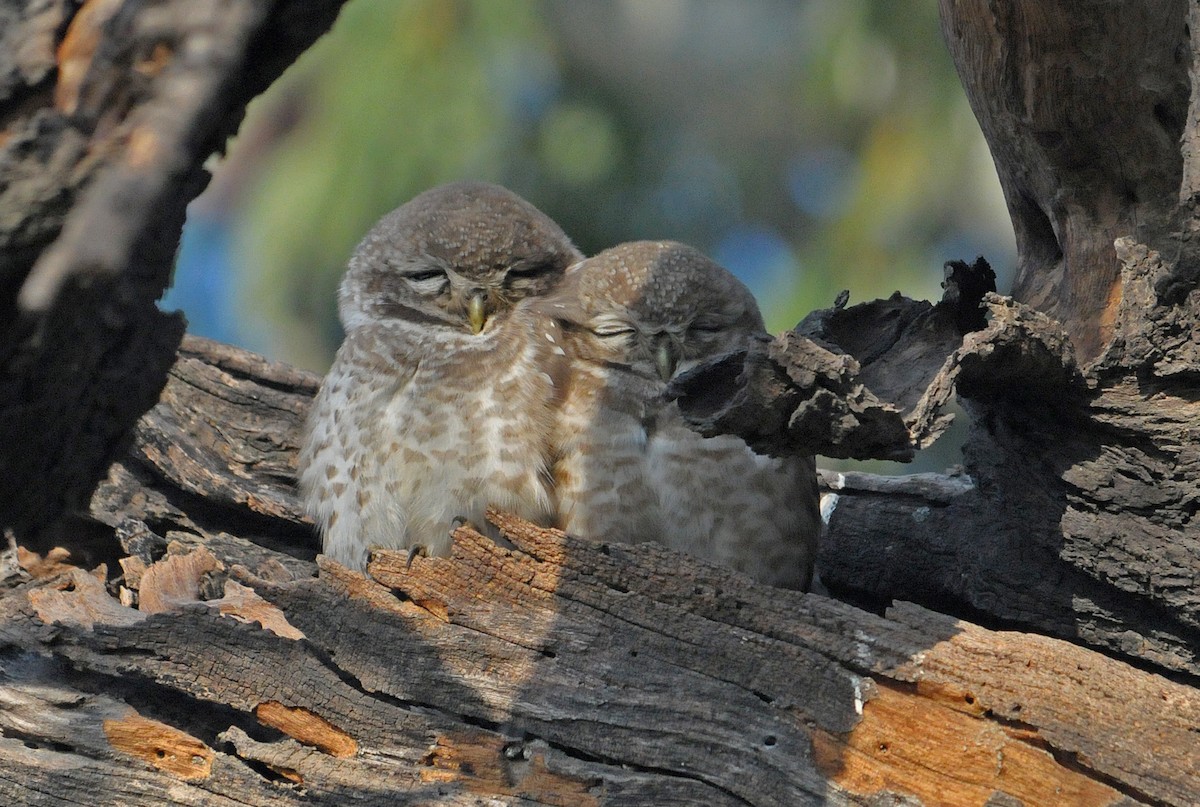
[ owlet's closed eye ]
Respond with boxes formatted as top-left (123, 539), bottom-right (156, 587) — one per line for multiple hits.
top-left (506, 260), bottom-right (555, 279)
top-left (592, 323), bottom-right (636, 338)
top-left (504, 260), bottom-right (561, 295)
top-left (402, 267), bottom-right (449, 296)
top-left (688, 318), bottom-right (726, 333)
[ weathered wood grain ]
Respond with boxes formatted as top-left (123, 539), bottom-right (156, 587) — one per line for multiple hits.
top-left (3, 493), bottom-right (1196, 805)
top-left (816, 249), bottom-right (1200, 682)
top-left (668, 3), bottom-right (1200, 683)
top-left (59, 321), bottom-right (1199, 804)
top-left (669, 258), bottom-right (999, 460)
top-left (0, 0), bottom-right (344, 553)
top-left (939, 0), bottom-right (1190, 361)
top-left (3, 0), bottom-right (1200, 804)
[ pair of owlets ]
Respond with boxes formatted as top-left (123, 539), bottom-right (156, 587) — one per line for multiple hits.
top-left (299, 182), bottom-right (820, 589)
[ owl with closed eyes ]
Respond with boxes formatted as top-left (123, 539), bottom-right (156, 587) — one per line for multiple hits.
top-left (298, 181), bottom-right (582, 569)
top-left (534, 241), bottom-right (820, 589)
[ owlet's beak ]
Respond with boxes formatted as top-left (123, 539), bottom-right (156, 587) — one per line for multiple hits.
top-left (655, 340), bottom-right (678, 382)
top-left (467, 292), bottom-right (487, 334)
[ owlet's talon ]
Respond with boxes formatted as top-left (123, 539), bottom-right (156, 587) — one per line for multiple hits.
top-left (406, 544), bottom-right (428, 569)
top-left (360, 546), bottom-right (381, 582)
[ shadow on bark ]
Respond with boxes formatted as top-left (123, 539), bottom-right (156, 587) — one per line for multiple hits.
top-left (1, 0), bottom-right (1199, 803)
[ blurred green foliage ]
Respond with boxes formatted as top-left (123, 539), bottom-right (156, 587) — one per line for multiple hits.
top-left (191, 0), bottom-right (1013, 375)
top-left (233, 0), bottom-right (562, 365)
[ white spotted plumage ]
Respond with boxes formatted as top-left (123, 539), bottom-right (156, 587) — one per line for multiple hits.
top-left (532, 240), bottom-right (821, 589)
top-left (298, 182), bottom-right (580, 569)
top-left (301, 188), bottom-right (818, 588)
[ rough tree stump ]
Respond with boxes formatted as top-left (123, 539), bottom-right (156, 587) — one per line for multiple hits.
top-left (1, 1), bottom-right (1198, 804)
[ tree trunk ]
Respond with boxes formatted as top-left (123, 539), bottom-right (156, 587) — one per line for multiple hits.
top-left (940, 0), bottom-right (1190, 362)
top-left (675, 1), bottom-right (1200, 680)
top-left (0, 0), bottom-right (343, 551)
top-left (819, 0), bottom-right (1200, 679)
top-left (2, 1), bottom-right (1199, 805)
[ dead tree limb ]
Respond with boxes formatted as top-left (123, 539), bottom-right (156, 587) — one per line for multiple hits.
top-left (2, 1), bottom-right (1199, 804)
top-left (3, 336), bottom-right (1183, 805)
top-left (0, 0), bottom-right (344, 550)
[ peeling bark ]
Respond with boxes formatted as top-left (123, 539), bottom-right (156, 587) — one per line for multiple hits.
top-left (2, 0), bottom-right (1200, 804)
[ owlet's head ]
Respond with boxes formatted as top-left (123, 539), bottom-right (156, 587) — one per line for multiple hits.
top-left (339, 181), bottom-right (582, 334)
top-left (540, 240), bottom-right (768, 382)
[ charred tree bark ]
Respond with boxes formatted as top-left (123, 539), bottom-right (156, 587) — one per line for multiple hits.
top-left (673, 1), bottom-right (1200, 681)
top-left (2, 0), bottom-right (1200, 804)
top-left (0, 0), bottom-right (344, 551)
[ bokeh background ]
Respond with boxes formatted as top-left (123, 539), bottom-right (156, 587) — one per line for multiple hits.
top-left (162, 0), bottom-right (1015, 468)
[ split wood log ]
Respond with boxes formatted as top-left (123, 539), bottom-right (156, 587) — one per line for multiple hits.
top-left (0, 380), bottom-right (1195, 806)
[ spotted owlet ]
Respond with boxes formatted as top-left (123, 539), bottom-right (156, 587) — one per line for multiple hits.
top-left (534, 241), bottom-right (820, 589)
top-left (298, 181), bottom-right (582, 569)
